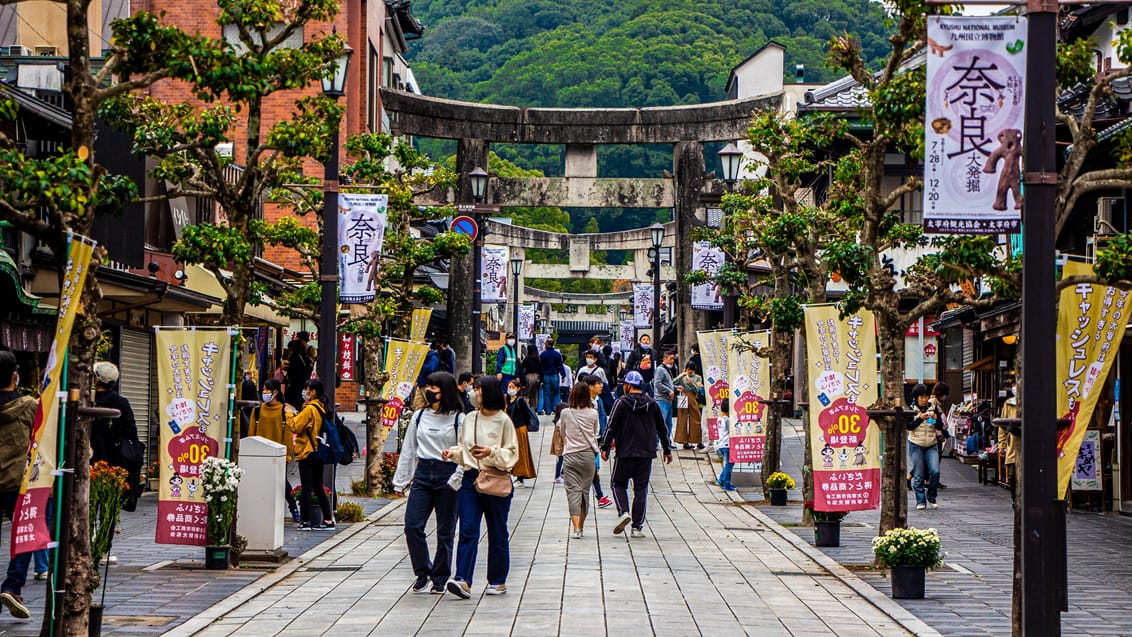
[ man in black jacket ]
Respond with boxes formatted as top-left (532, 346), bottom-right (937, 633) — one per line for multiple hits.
top-left (600, 371), bottom-right (672, 537)
top-left (92, 362), bottom-right (141, 509)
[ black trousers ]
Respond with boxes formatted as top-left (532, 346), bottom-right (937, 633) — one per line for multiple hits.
top-left (611, 456), bottom-right (653, 530)
top-left (404, 459), bottom-right (459, 586)
top-left (298, 456), bottom-right (332, 524)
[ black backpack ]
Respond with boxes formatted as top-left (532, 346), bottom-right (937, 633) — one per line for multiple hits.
top-left (336, 414), bottom-right (359, 465)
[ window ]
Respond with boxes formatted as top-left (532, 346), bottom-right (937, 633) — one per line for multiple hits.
top-left (367, 44), bottom-right (378, 132)
top-left (382, 56), bottom-right (393, 88)
top-left (901, 189), bottom-right (924, 225)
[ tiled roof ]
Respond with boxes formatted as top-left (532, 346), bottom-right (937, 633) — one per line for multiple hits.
top-left (800, 51), bottom-right (927, 112)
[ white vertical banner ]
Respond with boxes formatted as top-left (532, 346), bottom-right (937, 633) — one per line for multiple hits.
top-left (535, 333), bottom-right (550, 353)
top-left (481, 246), bottom-right (509, 304)
top-left (518, 305), bottom-right (535, 341)
top-left (619, 321), bottom-right (635, 352)
top-left (632, 283), bottom-right (654, 328)
top-left (337, 193), bottom-right (388, 303)
top-left (924, 15), bottom-right (1026, 235)
top-left (691, 241), bottom-right (725, 310)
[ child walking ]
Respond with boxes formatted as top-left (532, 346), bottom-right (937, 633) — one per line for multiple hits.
top-left (715, 401), bottom-right (735, 491)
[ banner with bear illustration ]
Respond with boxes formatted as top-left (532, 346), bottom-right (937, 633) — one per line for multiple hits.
top-left (696, 329), bottom-right (735, 442)
top-left (155, 327), bottom-right (234, 545)
top-left (923, 15), bottom-right (1026, 235)
top-left (728, 331), bottom-right (770, 463)
top-left (804, 305), bottom-right (881, 512)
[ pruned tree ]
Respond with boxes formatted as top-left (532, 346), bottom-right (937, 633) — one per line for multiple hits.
top-left (338, 133), bottom-right (470, 492)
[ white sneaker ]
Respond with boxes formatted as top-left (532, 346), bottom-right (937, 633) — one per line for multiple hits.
top-left (929, 501), bottom-right (939, 509)
top-left (571, 529), bottom-right (583, 539)
top-left (630, 528), bottom-right (645, 538)
top-left (613, 512), bottom-right (632, 535)
top-left (485, 583), bottom-right (507, 595)
top-left (916, 503), bottom-right (926, 510)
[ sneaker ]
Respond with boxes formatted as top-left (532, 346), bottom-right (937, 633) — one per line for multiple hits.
top-left (0, 591), bottom-right (30, 619)
top-left (412, 575), bottom-right (430, 593)
top-left (613, 512), bottom-right (632, 535)
top-left (929, 501), bottom-right (939, 509)
top-left (446, 579), bottom-right (471, 599)
top-left (916, 503), bottom-right (926, 510)
top-left (554, 477), bottom-right (564, 484)
top-left (298, 522), bottom-right (314, 531)
top-left (318, 522), bottom-right (336, 531)
top-left (697, 444), bottom-right (705, 450)
top-left (485, 584), bottom-right (507, 595)
top-left (571, 529), bottom-right (583, 539)
top-left (938, 483), bottom-right (948, 489)
top-left (34, 572), bottom-right (48, 581)
top-left (430, 585), bottom-right (445, 595)
top-left (630, 528), bottom-right (645, 538)
top-left (289, 507), bottom-right (301, 523)
top-left (597, 496), bottom-right (613, 509)
top-left (722, 485), bottom-right (737, 492)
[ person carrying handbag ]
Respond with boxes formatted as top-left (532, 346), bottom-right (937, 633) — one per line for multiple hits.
top-left (284, 378), bottom-right (334, 530)
top-left (442, 376), bottom-right (519, 599)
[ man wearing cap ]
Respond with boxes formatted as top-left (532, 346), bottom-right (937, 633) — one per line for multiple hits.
top-left (92, 362), bottom-right (141, 509)
top-left (600, 370), bottom-right (672, 538)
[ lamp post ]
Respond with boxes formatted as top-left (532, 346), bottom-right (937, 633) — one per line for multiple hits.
top-left (318, 41), bottom-right (352, 415)
top-left (718, 143), bottom-right (742, 328)
top-left (468, 167), bottom-right (488, 373)
top-left (511, 256), bottom-right (523, 346)
top-left (649, 222), bottom-right (664, 347)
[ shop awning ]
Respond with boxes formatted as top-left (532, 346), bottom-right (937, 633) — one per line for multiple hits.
top-left (0, 249), bottom-right (52, 318)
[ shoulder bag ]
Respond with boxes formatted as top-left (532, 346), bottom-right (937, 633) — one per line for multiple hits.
top-left (473, 413), bottom-right (513, 497)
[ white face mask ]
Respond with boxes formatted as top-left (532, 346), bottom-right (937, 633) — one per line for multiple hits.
top-left (585, 359), bottom-right (596, 367)
top-left (507, 388), bottom-right (518, 397)
top-left (304, 390), bottom-right (315, 402)
top-left (261, 393), bottom-right (274, 403)
top-left (507, 339), bottom-right (515, 347)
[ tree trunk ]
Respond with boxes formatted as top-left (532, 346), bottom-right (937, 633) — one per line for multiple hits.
top-left (761, 328), bottom-right (792, 497)
top-left (876, 314), bottom-right (908, 534)
top-left (363, 337), bottom-right (384, 493)
top-left (221, 258), bottom-right (253, 328)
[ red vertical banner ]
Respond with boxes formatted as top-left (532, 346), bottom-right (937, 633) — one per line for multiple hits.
top-left (339, 333), bottom-right (356, 382)
top-left (12, 235), bottom-right (96, 557)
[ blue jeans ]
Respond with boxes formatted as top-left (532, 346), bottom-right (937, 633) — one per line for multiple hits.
top-left (658, 400), bottom-right (673, 443)
top-left (541, 374), bottom-right (560, 414)
top-left (454, 469), bottom-right (513, 586)
top-left (403, 460), bottom-right (459, 587)
top-left (1, 492), bottom-right (32, 594)
top-left (908, 442), bottom-right (940, 505)
top-left (717, 447), bottom-right (734, 488)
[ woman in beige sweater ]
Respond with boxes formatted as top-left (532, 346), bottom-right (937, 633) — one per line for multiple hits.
top-left (442, 376), bottom-right (519, 599)
top-left (558, 383), bottom-right (600, 539)
top-left (907, 383), bottom-right (944, 511)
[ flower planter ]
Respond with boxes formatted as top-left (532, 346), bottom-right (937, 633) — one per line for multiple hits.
top-left (204, 545), bottom-right (231, 570)
top-left (88, 603), bottom-right (104, 637)
top-left (813, 520), bottom-right (841, 547)
top-left (768, 488), bottom-right (788, 506)
top-left (890, 564), bottom-right (926, 599)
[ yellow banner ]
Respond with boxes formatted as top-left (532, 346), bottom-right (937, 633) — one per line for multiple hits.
top-left (1056, 261), bottom-right (1128, 495)
top-left (155, 328), bottom-right (233, 545)
top-left (12, 235), bottom-right (95, 556)
top-left (696, 330), bottom-right (735, 441)
top-left (410, 308), bottom-right (432, 343)
top-left (728, 331), bottom-right (771, 463)
top-left (804, 305), bottom-right (881, 512)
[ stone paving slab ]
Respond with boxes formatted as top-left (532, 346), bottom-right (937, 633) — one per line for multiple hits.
top-left (177, 414), bottom-right (921, 637)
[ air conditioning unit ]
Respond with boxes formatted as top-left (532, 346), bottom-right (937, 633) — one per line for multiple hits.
top-left (0, 46), bottom-right (33, 56)
top-left (34, 46), bottom-right (57, 56)
top-left (1095, 197), bottom-right (1123, 237)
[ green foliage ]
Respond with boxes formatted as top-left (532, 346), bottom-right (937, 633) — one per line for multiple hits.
top-left (0, 148), bottom-right (137, 223)
top-left (172, 223), bottom-right (254, 268)
top-left (1096, 235), bottom-right (1132, 284)
top-left (335, 500), bottom-right (366, 522)
top-left (1057, 38), bottom-right (1096, 91)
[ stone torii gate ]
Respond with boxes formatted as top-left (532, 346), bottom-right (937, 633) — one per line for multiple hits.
top-left (381, 88), bottom-right (783, 372)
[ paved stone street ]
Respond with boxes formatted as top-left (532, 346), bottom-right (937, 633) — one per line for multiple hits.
top-left (759, 418), bottom-right (1132, 637)
top-left (177, 416), bottom-right (931, 637)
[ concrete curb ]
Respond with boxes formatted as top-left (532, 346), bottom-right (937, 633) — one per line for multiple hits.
top-left (165, 497), bottom-right (408, 637)
top-left (727, 490), bottom-right (943, 637)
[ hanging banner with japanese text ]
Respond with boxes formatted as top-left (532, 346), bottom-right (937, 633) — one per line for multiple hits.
top-left (155, 328), bottom-right (233, 546)
top-left (691, 241), bottom-right (725, 310)
top-left (728, 331), bottom-right (770, 463)
top-left (379, 339), bottom-right (431, 432)
top-left (924, 15), bottom-right (1026, 235)
top-left (1072, 429), bottom-right (1102, 492)
top-left (518, 305), bottom-right (535, 341)
top-left (12, 235), bottom-right (95, 557)
top-left (338, 333), bottom-right (357, 382)
top-left (632, 284), bottom-right (654, 328)
top-left (481, 246), bottom-right (509, 304)
top-left (1056, 261), bottom-right (1128, 495)
top-left (696, 330), bottom-right (734, 442)
top-left (409, 308), bottom-right (432, 342)
top-left (804, 305), bottom-right (881, 512)
top-left (619, 322), bottom-right (635, 352)
top-left (337, 193), bottom-right (388, 303)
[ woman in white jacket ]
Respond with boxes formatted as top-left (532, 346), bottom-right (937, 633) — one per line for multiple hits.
top-left (393, 372), bottom-right (465, 595)
top-left (442, 375), bottom-right (519, 598)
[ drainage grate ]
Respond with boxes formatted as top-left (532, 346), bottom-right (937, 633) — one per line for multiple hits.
top-left (302, 565), bottom-right (362, 572)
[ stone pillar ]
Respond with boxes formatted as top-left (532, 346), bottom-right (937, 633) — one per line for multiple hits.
top-left (673, 141), bottom-right (707, 357)
top-left (451, 138), bottom-right (489, 374)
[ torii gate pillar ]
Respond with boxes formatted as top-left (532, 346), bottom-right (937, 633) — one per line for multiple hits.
top-left (451, 138), bottom-right (489, 373)
top-left (674, 141), bottom-right (707, 358)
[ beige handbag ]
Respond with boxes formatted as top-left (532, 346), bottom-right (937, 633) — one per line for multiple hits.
top-left (550, 424), bottom-right (566, 457)
top-left (473, 413), bottom-right (514, 497)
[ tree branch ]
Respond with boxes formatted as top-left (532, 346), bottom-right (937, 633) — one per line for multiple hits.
top-left (94, 69), bottom-right (171, 101)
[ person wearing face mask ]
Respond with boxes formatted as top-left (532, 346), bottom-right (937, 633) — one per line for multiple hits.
top-left (520, 347), bottom-right (543, 413)
top-left (285, 379), bottom-right (334, 530)
top-left (457, 373), bottom-right (476, 414)
top-left (0, 351), bottom-right (37, 618)
top-left (250, 379), bottom-right (300, 522)
top-left (495, 333), bottom-right (519, 388)
top-left (394, 371), bottom-right (466, 594)
top-left (505, 378), bottom-right (538, 485)
top-left (539, 339), bottom-right (566, 417)
top-left (625, 334), bottom-right (652, 373)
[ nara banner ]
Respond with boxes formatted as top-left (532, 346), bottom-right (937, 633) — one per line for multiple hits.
top-left (632, 284), bottom-right (654, 328)
top-left (619, 321), bottom-right (635, 352)
top-left (696, 330), bottom-right (735, 442)
top-left (1056, 261), bottom-right (1129, 496)
top-left (728, 331), bottom-right (771, 463)
top-left (690, 241), bottom-right (725, 310)
top-left (337, 193), bottom-right (388, 303)
top-left (804, 305), bottom-right (881, 512)
top-left (155, 328), bottom-right (234, 546)
top-left (378, 339), bottom-right (431, 437)
top-left (924, 15), bottom-right (1026, 235)
top-left (518, 305), bottom-right (535, 341)
top-left (12, 235), bottom-right (95, 557)
top-left (480, 246), bottom-right (509, 304)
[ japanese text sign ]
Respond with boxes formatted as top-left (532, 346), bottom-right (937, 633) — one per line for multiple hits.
top-left (697, 330), bottom-right (734, 441)
top-left (728, 331), bottom-right (770, 463)
top-left (691, 241), bottom-right (725, 311)
top-left (337, 193), bottom-right (388, 303)
top-left (481, 246), bottom-right (509, 304)
top-left (633, 284), bottom-right (654, 328)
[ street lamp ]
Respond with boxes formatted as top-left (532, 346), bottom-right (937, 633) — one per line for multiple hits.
top-left (649, 223), bottom-right (664, 348)
top-left (318, 40), bottom-right (353, 420)
top-left (718, 142), bottom-right (743, 185)
top-left (468, 166), bottom-right (488, 373)
top-left (511, 256), bottom-right (523, 346)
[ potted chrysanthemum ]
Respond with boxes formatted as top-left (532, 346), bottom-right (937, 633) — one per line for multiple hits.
top-left (764, 472), bottom-right (795, 506)
top-left (89, 461), bottom-right (130, 637)
top-left (200, 456), bottom-right (244, 569)
top-left (808, 502), bottom-right (847, 547)
top-left (872, 527), bottom-right (944, 599)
